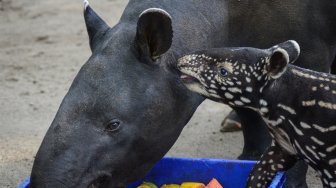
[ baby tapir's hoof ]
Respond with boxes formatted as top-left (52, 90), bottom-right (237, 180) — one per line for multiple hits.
top-left (220, 110), bottom-right (242, 132)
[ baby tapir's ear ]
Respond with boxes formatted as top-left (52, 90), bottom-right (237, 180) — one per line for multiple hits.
top-left (267, 40), bottom-right (300, 79)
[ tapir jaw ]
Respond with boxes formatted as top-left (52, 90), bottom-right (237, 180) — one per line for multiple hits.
top-left (179, 75), bottom-right (219, 101)
top-left (87, 176), bottom-right (125, 188)
top-left (31, 159), bottom-right (121, 188)
top-left (86, 172), bottom-right (115, 188)
top-left (178, 58), bottom-right (203, 86)
top-left (180, 74), bottom-right (199, 84)
top-left (179, 73), bottom-right (205, 95)
top-left (178, 59), bottom-right (216, 99)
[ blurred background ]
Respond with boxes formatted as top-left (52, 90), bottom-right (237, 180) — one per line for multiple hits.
top-left (0, 0), bottom-right (320, 187)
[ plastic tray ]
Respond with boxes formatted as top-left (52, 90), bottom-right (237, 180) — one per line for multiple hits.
top-left (19, 157), bottom-right (285, 188)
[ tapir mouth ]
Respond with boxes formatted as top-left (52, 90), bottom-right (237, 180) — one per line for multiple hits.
top-left (180, 74), bottom-right (198, 84)
top-left (87, 174), bottom-right (117, 188)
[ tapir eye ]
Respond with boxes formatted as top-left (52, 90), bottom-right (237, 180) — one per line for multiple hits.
top-left (105, 119), bottom-right (121, 132)
top-left (219, 68), bottom-right (228, 77)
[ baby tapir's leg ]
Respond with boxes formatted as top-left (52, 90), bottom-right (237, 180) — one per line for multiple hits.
top-left (236, 108), bottom-right (308, 187)
top-left (320, 165), bottom-right (336, 188)
top-left (284, 160), bottom-right (308, 188)
top-left (246, 142), bottom-right (297, 188)
top-left (235, 107), bottom-right (272, 160)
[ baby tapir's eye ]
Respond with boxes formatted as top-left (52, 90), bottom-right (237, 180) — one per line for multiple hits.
top-left (105, 119), bottom-right (121, 133)
top-left (219, 68), bottom-right (228, 77)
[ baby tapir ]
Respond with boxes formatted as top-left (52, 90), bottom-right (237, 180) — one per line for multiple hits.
top-left (177, 40), bottom-right (336, 188)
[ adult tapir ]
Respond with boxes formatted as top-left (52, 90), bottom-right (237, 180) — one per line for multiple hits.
top-left (30, 0), bottom-right (336, 187)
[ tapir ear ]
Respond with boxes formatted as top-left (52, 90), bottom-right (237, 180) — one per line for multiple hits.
top-left (266, 40), bottom-right (300, 79)
top-left (84, 0), bottom-right (110, 52)
top-left (135, 8), bottom-right (173, 62)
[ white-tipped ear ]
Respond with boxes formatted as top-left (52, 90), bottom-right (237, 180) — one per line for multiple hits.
top-left (266, 48), bottom-right (290, 79)
top-left (288, 40), bottom-right (300, 61)
top-left (84, 0), bottom-right (89, 10)
top-left (266, 40), bottom-right (301, 79)
top-left (139, 8), bottom-right (172, 19)
top-left (83, 0), bottom-right (110, 52)
top-left (270, 40), bottom-right (300, 64)
top-left (135, 8), bottom-right (173, 62)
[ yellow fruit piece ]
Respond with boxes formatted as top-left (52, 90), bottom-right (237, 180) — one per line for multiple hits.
top-left (180, 182), bottom-right (206, 188)
top-left (161, 184), bottom-right (180, 188)
top-left (140, 182), bottom-right (158, 188)
top-left (137, 186), bottom-right (151, 188)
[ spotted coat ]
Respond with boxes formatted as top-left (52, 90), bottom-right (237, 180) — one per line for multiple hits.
top-left (177, 40), bottom-right (336, 188)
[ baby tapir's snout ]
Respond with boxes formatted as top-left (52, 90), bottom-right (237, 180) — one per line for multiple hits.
top-left (177, 54), bottom-right (207, 77)
top-left (178, 54), bottom-right (205, 68)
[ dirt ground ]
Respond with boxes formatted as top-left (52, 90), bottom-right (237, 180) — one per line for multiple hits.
top-left (0, 0), bottom-right (321, 187)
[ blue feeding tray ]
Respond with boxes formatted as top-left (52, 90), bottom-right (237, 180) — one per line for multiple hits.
top-left (19, 157), bottom-right (285, 188)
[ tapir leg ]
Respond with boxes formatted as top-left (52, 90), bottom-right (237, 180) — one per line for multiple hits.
top-left (246, 143), bottom-right (298, 188)
top-left (235, 107), bottom-right (271, 160)
top-left (330, 57), bottom-right (336, 74)
top-left (284, 160), bottom-right (308, 188)
top-left (235, 107), bottom-right (308, 188)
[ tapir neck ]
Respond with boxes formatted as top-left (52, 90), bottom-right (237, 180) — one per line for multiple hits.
top-left (256, 65), bottom-right (336, 122)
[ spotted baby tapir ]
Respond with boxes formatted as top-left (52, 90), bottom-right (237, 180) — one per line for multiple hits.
top-left (177, 40), bottom-right (336, 188)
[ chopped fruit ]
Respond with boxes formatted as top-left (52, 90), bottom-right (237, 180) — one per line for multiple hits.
top-left (137, 182), bottom-right (158, 188)
top-left (160, 184), bottom-right (180, 188)
top-left (206, 179), bottom-right (223, 188)
top-left (137, 186), bottom-right (151, 188)
top-left (137, 179), bottom-right (223, 188)
top-left (180, 182), bottom-right (206, 188)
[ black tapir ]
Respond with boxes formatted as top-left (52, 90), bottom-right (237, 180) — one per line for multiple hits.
top-left (30, 0), bottom-right (336, 187)
top-left (177, 40), bottom-right (336, 187)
